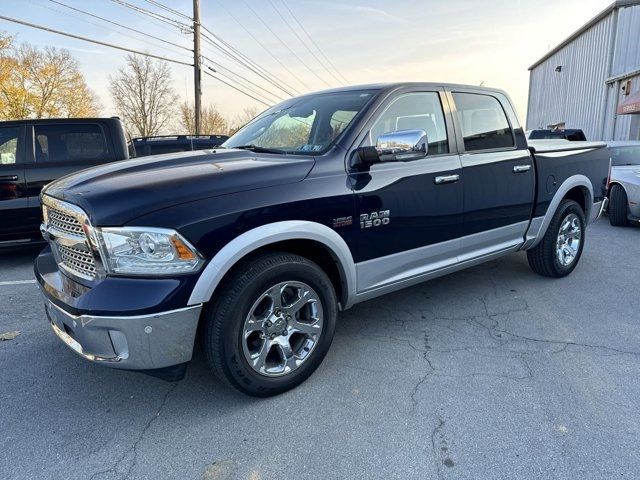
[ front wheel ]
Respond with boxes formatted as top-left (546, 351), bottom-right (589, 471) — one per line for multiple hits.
top-left (202, 252), bottom-right (337, 397)
top-left (527, 199), bottom-right (586, 278)
top-left (608, 184), bottom-right (629, 227)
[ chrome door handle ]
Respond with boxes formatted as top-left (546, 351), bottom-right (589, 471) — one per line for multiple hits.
top-left (0, 175), bottom-right (19, 181)
top-left (513, 165), bottom-right (531, 173)
top-left (434, 174), bottom-right (460, 185)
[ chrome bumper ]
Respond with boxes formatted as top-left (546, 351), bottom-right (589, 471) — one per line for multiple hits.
top-left (44, 299), bottom-right (202, 370)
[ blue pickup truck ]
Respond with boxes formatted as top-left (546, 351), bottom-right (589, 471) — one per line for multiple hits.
top-left (35, 83), bottom-right (609, 396)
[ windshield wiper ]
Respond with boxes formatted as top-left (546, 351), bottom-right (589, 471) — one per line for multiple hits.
top-left (232, 144), bottom-right (286, 154)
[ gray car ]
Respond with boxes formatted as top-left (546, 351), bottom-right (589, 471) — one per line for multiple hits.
top-left (608, 142), bottom-right (640, 226)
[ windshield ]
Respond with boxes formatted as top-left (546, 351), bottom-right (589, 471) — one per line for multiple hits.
top-left (223, 90), bottom-right (377, 154)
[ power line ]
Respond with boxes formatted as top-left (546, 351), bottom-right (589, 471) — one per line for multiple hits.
top-left (266, 0), bottom-right (345, 86)
top-left (141, 0), bottom-right (192, 21)
top-left (110, 0), bottom-right (191, 30)
top-left (204, 64), bottom-right (278, 105)
top-left (279, 0), bottom-right (349, 85)
top-left (210, 1), bottom-right (309, 93)
top-left (200, 31), bottom-right (296, 98)
top-left (48, 0), bottom-right (192, 53)
top-left (239, 0), bottom-right (332, 89)
top-left (200, 24), bottom-right (299, 97)
top-left (0, 14), bottom-right (193, 66)
top-left (201, 55), bottom-right (284, 102)
top-left (203, 69), bottom-right (271, 107)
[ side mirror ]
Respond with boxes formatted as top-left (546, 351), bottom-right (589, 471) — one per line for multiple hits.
top-left (356, 129), bottom-right (428, 166)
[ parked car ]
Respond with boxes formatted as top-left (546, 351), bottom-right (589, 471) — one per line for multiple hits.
top-left (526, 129), bottom-right (587, 141)
top-left (131, 134), bottom-right (228, 157)
top-left (607, 141), bottom-right (640, 226)
top-left (35, 83), bottom-right (610, 396)
top-left (0, 117), bottom-right (129, 247)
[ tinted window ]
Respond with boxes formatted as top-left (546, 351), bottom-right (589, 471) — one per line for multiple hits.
top-left (528, 130), bottom-right (586, 141)
top-left (369, 92), bottom-right (449, 155)
top-left (610, 145), bottom-right (640, 166)
top-left (453, 93), bottom-right (514, 151)
top-left (0, 127), bottom-right (19, 165)
top-left (34, 124), bottom-right (108, 163)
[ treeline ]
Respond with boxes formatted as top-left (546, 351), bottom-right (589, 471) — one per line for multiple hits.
top-left (0, 32), bottom-right (261, 137)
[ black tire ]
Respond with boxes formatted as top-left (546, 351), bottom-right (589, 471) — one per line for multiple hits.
top-left (527, 199), bottom-right (586, 278)
top-left (608, 184), bottom-right (629, 227)
top-left (202, 252), bottom-right (337, 397)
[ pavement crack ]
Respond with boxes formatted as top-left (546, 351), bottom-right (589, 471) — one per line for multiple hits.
top-left (89, 382), bottom-right (178, 480)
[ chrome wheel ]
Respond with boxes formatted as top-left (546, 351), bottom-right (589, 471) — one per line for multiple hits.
top-left (242, 281), bottom-right (324, 377)
top-left (556, 213), bottom-right (582, 266)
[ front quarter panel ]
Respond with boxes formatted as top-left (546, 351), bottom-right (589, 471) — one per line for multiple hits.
top-left (611, 167), bottom-right (640, 217)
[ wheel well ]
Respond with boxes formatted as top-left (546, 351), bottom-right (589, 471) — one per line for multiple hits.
top-left (220, 239), bottom-right (346, 307)
top-left (563, 186), bottom-right (588, 214)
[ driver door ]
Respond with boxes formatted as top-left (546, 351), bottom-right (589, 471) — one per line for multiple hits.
top-left (350, 90), bottom-right (464, 293)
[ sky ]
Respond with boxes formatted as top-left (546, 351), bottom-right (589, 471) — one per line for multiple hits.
top-left (1, 0), bottom-right (614, 125)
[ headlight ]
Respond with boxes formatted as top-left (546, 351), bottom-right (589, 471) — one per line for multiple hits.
top-left (97, 227), bottom-right (204, 275)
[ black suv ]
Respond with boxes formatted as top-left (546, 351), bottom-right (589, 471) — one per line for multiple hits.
top-left (0, 118), bottom-right (129, 247)
top-left (131, 135), bottom-right (228, 157)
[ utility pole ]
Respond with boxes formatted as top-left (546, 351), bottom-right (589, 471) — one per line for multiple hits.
top-left (193, 0), bottom-right (202, 135)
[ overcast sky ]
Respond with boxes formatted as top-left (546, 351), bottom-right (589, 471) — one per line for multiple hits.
top-left (2, 0), bottom-right (613, 123)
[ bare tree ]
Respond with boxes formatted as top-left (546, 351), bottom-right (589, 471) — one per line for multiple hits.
top-left (179, 102), bottom-right (228, 135)
top-left (109, 54), bottom-right (178, 137)
top-left (229, 106), bottom-right (261, 135)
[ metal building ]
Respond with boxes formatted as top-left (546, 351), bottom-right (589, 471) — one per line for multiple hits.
top-left (527, 0), bottom-right (640, 141)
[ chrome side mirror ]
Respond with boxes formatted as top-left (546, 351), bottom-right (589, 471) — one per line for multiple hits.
top-left (356, 129), bottom-right (428, 166)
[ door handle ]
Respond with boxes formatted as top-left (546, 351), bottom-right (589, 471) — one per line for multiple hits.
top-left (0, 175), bottom-right (19, 181)
top-left (434, 174), bottom-right (460, 185)
top-left (513, 165), bottom-right (531, 173)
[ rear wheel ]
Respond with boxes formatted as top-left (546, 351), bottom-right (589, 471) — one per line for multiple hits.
top-left (527, 199), bottom-right (585, 278)
top-left (202, 252), bottom-right (337, 397)
top-left (608, 184), bottom-right (629, 227)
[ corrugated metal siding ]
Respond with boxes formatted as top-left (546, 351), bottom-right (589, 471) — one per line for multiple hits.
top-left (612, 5), bottom-right (640, 76)
top-left (526, 15), bottom-right (614, 140)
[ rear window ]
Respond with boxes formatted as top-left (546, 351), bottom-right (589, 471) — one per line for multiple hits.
top-left (34, 124), bottom-right (108, 162)
top-left (452, 93), bottom-right (514, 152)
top-left (529, 130), bottom-right (586, 141)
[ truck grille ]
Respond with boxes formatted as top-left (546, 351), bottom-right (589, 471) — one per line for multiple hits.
top-left (42, 196), bottom-right (100, 282)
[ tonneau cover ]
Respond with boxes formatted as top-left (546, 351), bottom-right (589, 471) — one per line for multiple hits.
top-left (528, 140), bottom-right (606, 154)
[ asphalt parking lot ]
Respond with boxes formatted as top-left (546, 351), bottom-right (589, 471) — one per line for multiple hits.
top-left (1, 217), bottom-right (639, 480)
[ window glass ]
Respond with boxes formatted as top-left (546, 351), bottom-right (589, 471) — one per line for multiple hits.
top-left (224, 90), bottom-right (375, 154)
top-left (34, 124), bottom-right (108, 162)
top-left (0, 127), bottom-right (19, 165)
top-left (369, 92), bottom-right (449, 155)
top-left (452, 93), bottom-right (514, 151)
top-left (149, 145), bottom-right (189, 155)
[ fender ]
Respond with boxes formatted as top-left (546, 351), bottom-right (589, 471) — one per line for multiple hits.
top-left (187, 221), bottom-right (357, 309)
top-left (523, 174), bottom-right (594, 250)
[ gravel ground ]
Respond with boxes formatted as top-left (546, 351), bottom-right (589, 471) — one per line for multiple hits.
top-left (0, 217), bottom-right (639, 480)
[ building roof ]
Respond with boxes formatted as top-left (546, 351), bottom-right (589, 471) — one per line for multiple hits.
top-left (529, 0), bottom-right (640, 71)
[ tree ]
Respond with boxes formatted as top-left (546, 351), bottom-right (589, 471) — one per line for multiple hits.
top-left (0, 34), bottom-right (101, 120)
top-left (179, 102), bottom-right (228, 135)
top-left (109, 54), bottom-right (178, 137)
top-left (229, 106), bottom-right (261, 134)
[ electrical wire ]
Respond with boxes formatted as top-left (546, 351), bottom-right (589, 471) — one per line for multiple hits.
top-left (266, 0), bottom-right (345, 86)
top-left (0, 14), bottom-right (193, 66)
top-left (110, 0), bottom-right (191, 30)
top-left (203, 69), bottom-right (271, 107)
top-left (48, 0), bottom-right (192, 53)
top-left (141, 0), bottom-right (191, 21)
top-left (278, 0), bottom-right (349, 85)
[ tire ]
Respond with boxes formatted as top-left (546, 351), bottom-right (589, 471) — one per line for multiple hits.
top-left (527, 199), bottom-right (586, 278)
top-left (202, 252), bottom-right (338, 397)
top-left (608, 184), bottom-right (629, 227)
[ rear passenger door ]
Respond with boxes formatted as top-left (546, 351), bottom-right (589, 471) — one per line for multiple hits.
top-left (24, 122), bottom-right (116, 209)
top-left (449, 91), bottom-right (534, 258)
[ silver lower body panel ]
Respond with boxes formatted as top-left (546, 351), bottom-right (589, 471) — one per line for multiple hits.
top-left (44, 299), bottom-right (202, 370)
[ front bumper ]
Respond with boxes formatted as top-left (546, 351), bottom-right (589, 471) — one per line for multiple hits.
top-left (44, 297), bottom-right (202, 370)
top-left (36, 246), bottom-right (204, 370)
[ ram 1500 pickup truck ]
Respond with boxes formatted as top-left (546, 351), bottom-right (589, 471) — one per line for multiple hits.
top-left (35, 83), bottom-right (610, 396)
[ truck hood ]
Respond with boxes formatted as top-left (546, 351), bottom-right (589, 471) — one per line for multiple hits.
top-left (44, 149), bottom-right (315, 225)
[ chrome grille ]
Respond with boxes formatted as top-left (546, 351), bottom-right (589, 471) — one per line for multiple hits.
top-left (47, 207), bottom-right (85, 237)
top-left (42, 195), bottom-right (99, 281)
top-left (57, 244), bottom-right (97, 278)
